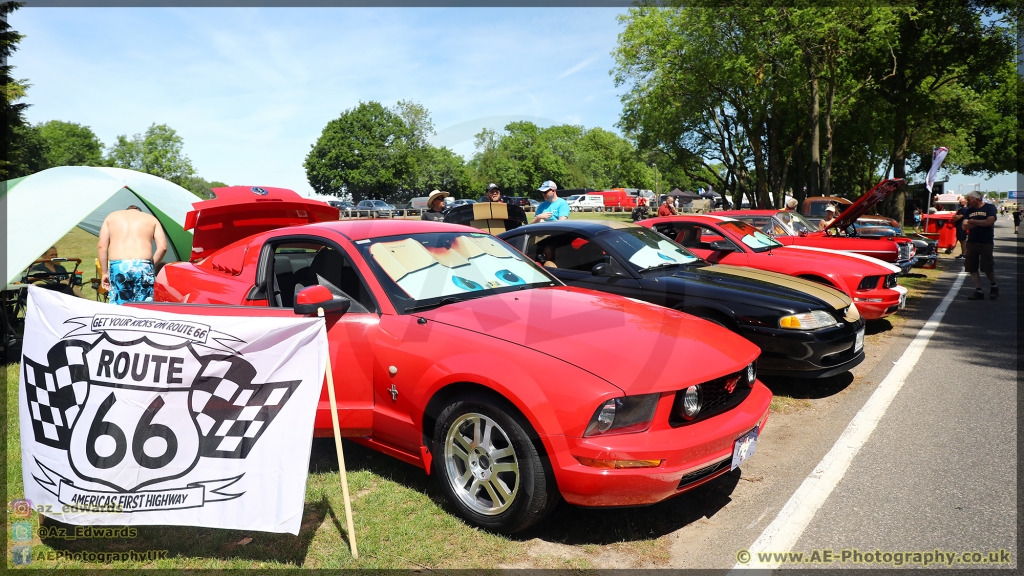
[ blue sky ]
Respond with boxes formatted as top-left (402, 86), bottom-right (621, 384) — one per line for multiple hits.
top-left (14, 7), bottom-right (1020, 196)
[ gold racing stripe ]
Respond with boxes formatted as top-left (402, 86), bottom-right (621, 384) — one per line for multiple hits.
top-left (703, 264), bottom-right (852, 310)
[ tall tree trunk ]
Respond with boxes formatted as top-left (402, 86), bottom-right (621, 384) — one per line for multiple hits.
top-left (808, 60), bottom-right (821, 198)
top-left (795, 142), bottom-right (806, 207)
top-left (822, 66), bottom-right (836, 196)
top-left (888, 103), bottom-right (910, 224)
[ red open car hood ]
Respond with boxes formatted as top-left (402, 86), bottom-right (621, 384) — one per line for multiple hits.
top-left (184, 186), bottom-right (338, 261)
top-left (823, 179), bottom-right (904, 233)
top-left (417, 286), bottom-right (759, 395)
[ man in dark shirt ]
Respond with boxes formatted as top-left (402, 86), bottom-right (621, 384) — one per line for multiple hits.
top-left (478, 183), bottom-right (509, 204)
top-left (421, 190), bottom-right (448, 222)
top-left (961, 191), bottom-right (998, 300)
top-left (951, 196), bottom-right (970, 257)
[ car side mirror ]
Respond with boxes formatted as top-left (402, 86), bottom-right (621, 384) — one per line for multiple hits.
top-left (709, 240), bottom-right (735, 252)
top-left (294, 285), bottom-right (351, 315)
top-left (592, 263), bottom-right (625, 277)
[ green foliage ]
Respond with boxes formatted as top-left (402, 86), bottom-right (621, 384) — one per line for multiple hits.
top-left (304, 101), bottom-right (417, 203)
top-left (468, 122), bottom-right (654, 197)
top-left (182, 176), bottom-right (228, 199)
top-left (1, 1), bottom-right (30, 180)
top-left (106, 123), bottom-right (196, 185)
top-left (613, 3), bottom-right (1016, 213)
top-left (37, 120), bottom-right (104, 167)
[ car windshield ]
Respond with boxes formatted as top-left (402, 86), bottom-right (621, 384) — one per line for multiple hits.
top-left (776, 211), bottom-right (819, 234)
top-left (719, 220), bottom-right (783, 251)
top-left (568, 195), bottom-right (582, 202)
top-left (597, 227), bottom-right (701, 271)
top-left (355, 231), bottom-right (558, 313)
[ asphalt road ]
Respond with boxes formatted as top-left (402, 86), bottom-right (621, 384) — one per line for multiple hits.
top-left (784, 217), bottom-right (1018, 569)
top-left (656, 217), bottom-right (1019, 570)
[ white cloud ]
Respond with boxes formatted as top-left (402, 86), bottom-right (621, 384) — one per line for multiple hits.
top-left (558, 56), bottom-right (597, 79)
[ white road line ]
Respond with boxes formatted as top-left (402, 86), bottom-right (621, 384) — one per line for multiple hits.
top-left (731, 271), bottom-right (968, 572)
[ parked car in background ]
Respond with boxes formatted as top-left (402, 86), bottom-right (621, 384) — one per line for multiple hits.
top-left (150, 186), bottom-right (773, 533)
top-left (449, 198), bottom-right (476, 209)
top-left (850, 215), bottom-right (938, 269)
top-left (499, 221), bottom-right (867, 379)
top-left (328, 200), bottom-right (355, 217)
top-left (718, 180), bottom-right (916, 274)
top-left (566, 194), bottom-right (606, 212)
top-left (639, 215), bottom-right (907, 320)
top-left (355, 199), bottom-right (397, 217)
top-left (507, 196), bottom-right (533, 211)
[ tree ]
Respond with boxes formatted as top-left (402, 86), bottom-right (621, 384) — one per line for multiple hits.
top-left (1, 1), bottom-right (31, 180)
top-left (37, 120), bottom-right (104, 167)
top-left (182, 176), bottom-right (228, 199)
top-left (304, 101), bottom-right (417, 203)
top-left (106, 123), bottom-right (195, 185)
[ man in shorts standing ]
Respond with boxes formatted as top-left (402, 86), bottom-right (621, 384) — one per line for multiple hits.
top-left (98, 205), bottom-right (167, 305)
top-left (961, 191), bottom-right (998, 300)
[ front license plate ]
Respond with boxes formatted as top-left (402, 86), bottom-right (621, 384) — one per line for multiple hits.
top-left (899, 293), bottom-right (907, 309)
top-left (855, 327), bottom-right (865, 352)
top-left (731, 426), bottom-right (759, 471)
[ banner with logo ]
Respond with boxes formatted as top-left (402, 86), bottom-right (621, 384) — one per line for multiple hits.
top-left (19, 286), bottom-right (327, 534)
top-left (925, 147), bottom-right (949, 193)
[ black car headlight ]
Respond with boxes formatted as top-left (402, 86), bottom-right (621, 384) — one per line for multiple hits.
top-left (779, 310), bottom-right (838, 330)
top-left (858, 276), bottom-right (881, 291)
top-left (583, 394), bottom-right (660, 437)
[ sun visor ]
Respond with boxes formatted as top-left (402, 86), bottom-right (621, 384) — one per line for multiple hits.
top-left (185, 186), bottom-right (339, 261)
top-left (825, 179), bottom-right (904, 232)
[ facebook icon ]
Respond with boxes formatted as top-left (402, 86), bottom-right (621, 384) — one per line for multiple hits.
top-left (12, 545), bottom-right (32, 565)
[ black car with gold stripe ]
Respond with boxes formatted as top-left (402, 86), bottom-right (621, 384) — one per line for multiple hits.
top-left (499, 221), bottom-right (865, 379)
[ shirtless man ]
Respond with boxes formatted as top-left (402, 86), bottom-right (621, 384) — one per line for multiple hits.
top-left (98, 205), bottom-right (167, 305)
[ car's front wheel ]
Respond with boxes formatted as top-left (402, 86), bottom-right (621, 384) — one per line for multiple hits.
top-left (433, 395), bottom-right (555, 533)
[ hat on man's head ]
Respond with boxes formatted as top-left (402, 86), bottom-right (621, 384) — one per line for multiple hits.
top-left (427, 190), bottom-right (449, 205)
top-left (486, 183), bottom-right (500, 191)
top-left (537, 180), bottom-right (558, 192)
top-left (825, 205), bottom-right (836, 213)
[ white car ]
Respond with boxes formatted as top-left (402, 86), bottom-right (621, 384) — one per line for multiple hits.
top-left (566, 194), bottom-right (605, 212)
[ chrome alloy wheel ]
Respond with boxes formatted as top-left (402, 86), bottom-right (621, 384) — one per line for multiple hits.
top-left (443, 412), bottom-right (520, 516)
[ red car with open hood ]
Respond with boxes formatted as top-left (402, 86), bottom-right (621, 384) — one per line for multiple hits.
top-left (140, 186), bottom-right (772, 533)
top-left (717, 179), bottom-right (917, 274)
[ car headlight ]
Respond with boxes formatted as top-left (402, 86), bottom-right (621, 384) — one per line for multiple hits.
top-left (583, 394), bottom-right (660, 437)
top-left (681, 386), bottom-right (702, 419)
top-left (779, 310), bottom-right (838, 330)
top-left (745, 362), bottom-right (756, 387)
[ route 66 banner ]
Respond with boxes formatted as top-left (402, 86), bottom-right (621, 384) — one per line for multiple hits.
top-left (19, 286), bottom-right (327, 534)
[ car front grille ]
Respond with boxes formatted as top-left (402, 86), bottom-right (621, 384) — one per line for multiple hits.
top-left (669, 369), bottom-right (752, 427)
top-left (884, 274), bottom-right (898, 289)
top-left (677, 457), bottom-right (732, 489)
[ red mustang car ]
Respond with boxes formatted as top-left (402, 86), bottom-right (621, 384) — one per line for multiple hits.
top-left (638, 215), bottom-right (907, 320)
top-left (141, 186), bottom-right (771, 533)
top-left (717, 179), bottom-right (917, 274)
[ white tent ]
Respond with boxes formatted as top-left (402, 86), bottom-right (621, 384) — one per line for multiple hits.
top-left (2, 167), bottom-right (202, 285)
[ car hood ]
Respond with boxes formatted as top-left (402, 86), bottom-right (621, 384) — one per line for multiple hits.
top-left (676, 264), bottom-right (854, 311)
top-left (824, 178), bottom-right (904, 233)
top-left (416, 287), bottom-right (759, 396)
top-left (780, 245), bottom-right (901, 274)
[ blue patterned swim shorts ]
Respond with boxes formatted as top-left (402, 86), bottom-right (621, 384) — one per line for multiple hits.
top-left (108, 259), bottom-right (155, 305)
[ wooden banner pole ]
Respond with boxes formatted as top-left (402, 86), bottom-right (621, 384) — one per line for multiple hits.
top-left (319, 307), bottom-right (358, 559)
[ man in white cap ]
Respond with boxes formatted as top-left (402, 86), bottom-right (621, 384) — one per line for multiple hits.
top-left (532, 180), bottom-right (569, 223)
top-left (421, 190), bottom-right (448, 222)
top-left (820, 204), bottom-right (838, 228)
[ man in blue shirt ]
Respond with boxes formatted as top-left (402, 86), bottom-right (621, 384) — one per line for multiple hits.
top-left (531, 180), bottom-right (570, 223)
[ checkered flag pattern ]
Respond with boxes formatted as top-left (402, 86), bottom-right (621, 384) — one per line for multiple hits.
top-left (22, 341), bottom-right (91, 450)
top-left (190, 355), bottom-right (300, 459)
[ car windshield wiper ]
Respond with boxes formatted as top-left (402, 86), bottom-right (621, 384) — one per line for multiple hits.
top-left (643, 262), bottom-right (686, 271)
top-left (404, 296), bottom-right (465, 313)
